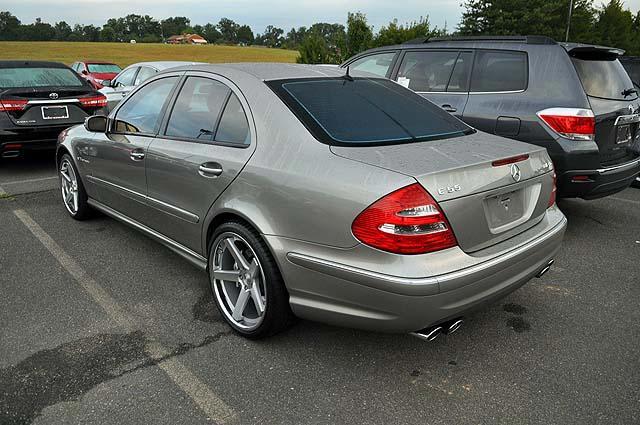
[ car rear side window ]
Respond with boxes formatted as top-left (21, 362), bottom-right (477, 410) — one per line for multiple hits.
top-left (349, 52), bottom-right (396, 77)
top-left (87, 64), bottom-right (122, 73)
top-left (571, 54), bottom-right (637, 100)
top-left (134, 67), bottom-right (157, 86)
top-left (470, 51), bottom-right (528, 93)
top-left (114, 67), bottom-right (137, 87)
top-left (0, 66), bottom-right (84, 89)
top-left (166, 77), bottom-right (230, 141)
top-left (114, 77), bottom-right (178, 135)
top-left (215, 93), bottom-right (250, 145)
top-left (269, 77), bottom-right (472, 146)
top-left (397, 51), bottom-right (468, 92)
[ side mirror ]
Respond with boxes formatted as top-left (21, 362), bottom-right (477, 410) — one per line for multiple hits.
top-left (84, 115), bottom-right (108, 133)
top-left (81, 70), bottom-right (88, 75)
top-left (101, 79), bottom-right (112, 87)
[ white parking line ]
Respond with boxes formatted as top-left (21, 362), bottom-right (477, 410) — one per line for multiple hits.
top-left (12, 209), bottom-right (237, 424)
top-left (609, 196), bottom-right (640, 206)
top-left (0, 185), bottom-right (6, 196)
top-left (1, 176), bottom-right (58, 185)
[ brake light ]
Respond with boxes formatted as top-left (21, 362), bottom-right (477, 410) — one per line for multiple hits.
top-left (492, 154), bottom-right (529, 167)
top-left (0, 99), bottom-right (28, 112)
top-left (79, 95), bottom-right (107, 108)
top-left (351, 183), bottom-right (458, 255)
top-left (548, 172), bottom-right (557, 207)
top-left (537, 108), bottom-right (595, 141)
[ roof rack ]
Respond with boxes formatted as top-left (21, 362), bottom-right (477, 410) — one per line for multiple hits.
top-left (408, 35), bottom-right (557, 45)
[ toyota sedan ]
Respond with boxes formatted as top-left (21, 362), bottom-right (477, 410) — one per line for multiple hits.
top-left (56, 63), bottom-right (567, 340)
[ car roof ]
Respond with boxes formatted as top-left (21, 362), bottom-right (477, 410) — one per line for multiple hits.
top-left (127, 61), bottom-right (205, 71)
top-left (0, 60), bottom-right (69, 68)
top-left (167, 63), bottom-right (352, 81)
top-left (80, 60), bottom-right (118, 65)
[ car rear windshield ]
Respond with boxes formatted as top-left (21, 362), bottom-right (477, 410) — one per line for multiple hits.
top-left (87, 63), bottom-right (122, 73)
top-left (268, 77), bottom-right (472, 146)
top-left (571, 54), bottom-right (637, 100)
top-left (0, 66), bottom-right (84, 89)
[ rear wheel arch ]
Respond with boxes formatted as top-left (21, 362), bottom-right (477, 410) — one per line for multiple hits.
top-left (205, 211), bottom-right (269, 258)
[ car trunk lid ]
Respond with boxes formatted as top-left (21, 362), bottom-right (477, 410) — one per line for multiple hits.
top-left (331, 131), bottom-right (555, 252)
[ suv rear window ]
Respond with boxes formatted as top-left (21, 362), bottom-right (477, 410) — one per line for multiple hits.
top-left (268, 77), bottom-right (472, 146)
top-left (0, 66), bottom-right (84, 89)
top-left (470, 51), bottom-right (528, 92)
top-left (571, 55), bottom-right (637, 100)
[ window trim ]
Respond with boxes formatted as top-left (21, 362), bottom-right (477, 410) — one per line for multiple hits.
top-left (343, 50), bottom-right (400, 79)
top-left (108, 74), bottom-right (181, 138)
top-left (155, 72), bottom-right (253, 149)
top-left (468, 48), bottom-right (529, 94)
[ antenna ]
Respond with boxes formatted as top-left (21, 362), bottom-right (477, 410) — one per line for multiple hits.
top-left (343, 65), bottom-right (354, 82)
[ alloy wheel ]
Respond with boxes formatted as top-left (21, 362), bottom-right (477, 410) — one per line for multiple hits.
top-left (60, 158), bottom-right (79, 215)
top-left (211, 232), bottom-right (267, 331)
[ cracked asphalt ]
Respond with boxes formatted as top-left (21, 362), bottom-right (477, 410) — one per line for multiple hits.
top-left (1, 153), bottom-right (639, 424)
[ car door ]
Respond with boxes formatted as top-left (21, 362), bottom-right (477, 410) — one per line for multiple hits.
top-left (392, 50), bottom-right (471, 118)
top-left (82, 75), bottom-right (180, 222)
top-left (106, 66), bottom-right (139, 110)
top-left (144, 73), bottom-right (256, 252)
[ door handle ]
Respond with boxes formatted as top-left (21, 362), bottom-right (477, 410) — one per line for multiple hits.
top-left (441, 104), bottom-right (457, 113)
top-left (198, 163), bottom-right (223, 178)
top-left (130, 150), bottom-right (145, 161)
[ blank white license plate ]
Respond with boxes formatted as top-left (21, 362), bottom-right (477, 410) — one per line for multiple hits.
top-left (41, 105), bottom-right (69, 120)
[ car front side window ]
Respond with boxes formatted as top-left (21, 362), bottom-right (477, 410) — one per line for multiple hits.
top-left (113, 77), bottom-right (178, 135)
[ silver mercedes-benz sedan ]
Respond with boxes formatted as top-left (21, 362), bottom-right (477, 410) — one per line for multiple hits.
top-left (56, 63), bottom-right (567, 340)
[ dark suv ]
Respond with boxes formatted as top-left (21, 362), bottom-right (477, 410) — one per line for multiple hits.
top-left (342, 36), bottom-right (640, 199)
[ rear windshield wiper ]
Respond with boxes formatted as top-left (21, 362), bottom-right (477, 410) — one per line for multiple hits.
top-left (622, 88), bottom-right (638, 97)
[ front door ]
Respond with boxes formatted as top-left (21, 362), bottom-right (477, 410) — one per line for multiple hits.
top-left (144, 74), bottom-right (256, 252)
top-left (84, 75), bottom-right (180, 222)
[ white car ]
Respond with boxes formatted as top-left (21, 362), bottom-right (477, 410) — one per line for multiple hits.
top-left (99, 61), bottom-right (203, 111)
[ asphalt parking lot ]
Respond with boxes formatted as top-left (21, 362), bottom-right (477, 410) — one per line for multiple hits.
top-left (1, 154), bottom-right (639, 425)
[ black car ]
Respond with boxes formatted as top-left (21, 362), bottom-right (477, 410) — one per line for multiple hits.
top-left (342, 36), bottom-right (640, 199)
top-left (619, 56), bottom-right (640, 187)
top-left (0, 61), bottom-right (107, 159)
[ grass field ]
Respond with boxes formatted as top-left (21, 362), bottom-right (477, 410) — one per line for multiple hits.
top-left (0, 42), bottom-right (299, 67)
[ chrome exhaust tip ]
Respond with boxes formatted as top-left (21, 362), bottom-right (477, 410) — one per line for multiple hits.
top-left (444, 318), bottom-right (464, 335)
top-left (536, 259), bottom-right (555, 278)
top-left (410, 326), bottom-right (443, 342)
top-left (2, 150), bottom-right (20, 158)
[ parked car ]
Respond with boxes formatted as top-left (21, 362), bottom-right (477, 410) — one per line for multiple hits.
top-left (342, 36), bottom-right (640, 199)
top-left (71, 60), bottom-right (122, 89)
top-left (57, 64), bottom-right (566, 340)
top-left (0, 60), bottom-right (107, 159)
top-left (619, 56), bottom-right (640, 187)
top-left (99, 61), bottom-right (202, 111)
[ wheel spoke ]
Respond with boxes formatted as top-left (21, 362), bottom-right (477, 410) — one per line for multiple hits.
top-left (232, 289), bottom-right (250, 321)
top-left (65, 190), bottom-right (73, 203)
top-left (60, 170), bottom-right (71, 183)
top-left (250, 284), bottom-right (265, 315)
top-left (224, 238), bottom-right (250, 270)
top-left (72, 191), bottom-right (78, 212)
top-left (248, 258), bottom-right (259, 280)
top-left (213, 269), bottom-right (240, 282)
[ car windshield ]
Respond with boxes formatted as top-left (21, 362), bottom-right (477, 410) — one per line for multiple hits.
top-left (571, 54), bottom-right (637, 100)
top-left (0, 66), bottom-right (84, 89)
top-left (269, 77), bottom-right (472, 146)
top-left (87, 63), bottom-right (122, 73)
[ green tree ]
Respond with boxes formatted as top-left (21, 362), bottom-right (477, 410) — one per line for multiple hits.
top-left (0, 11), bottom-right (21, 41)
top-left (54, 21), bottom-right (72, 41)
top-left (100, 26), bottom-right (116, 42)
top-left (237, 25), bottom-right (254, 44)
top-left (346, 12), bottom-right (373, 57)
top-left (297, 32), bottom-right (331, 64)
top-left (217, 18), bottom-right (239, 43)
top-left (594, 0), bottom-right (635, 52)
top-left (262, 25), bottom-right (284, 47)
top-left (20, 18), bottom-right (55, 41)
top-left (202, 23), bottom-right (222, 43)
top-left (283, 27), bottom-right (307, 49)
top-left (161, 16), bottom-right (190, 37)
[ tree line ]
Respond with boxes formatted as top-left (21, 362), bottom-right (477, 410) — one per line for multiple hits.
top-left (0, 0), bottom-right (639, 63)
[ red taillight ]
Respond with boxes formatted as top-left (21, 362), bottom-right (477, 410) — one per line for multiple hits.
top-left (537, 108), bottom-right (595, 141)
top-left (351, 183), bottom-right (458, 255)
top-left (492, 154), bottom-right (529, 167)
top-left (548, 172), bottom-right (557, 207)
top-left (79, 95), bottom-right (107, 108)
top-left (0, 99), bottom-right (28, 112)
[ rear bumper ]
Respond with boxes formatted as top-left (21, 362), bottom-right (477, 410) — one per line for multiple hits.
top-left (0, 125), bottom-right (76, 155)
top-left (557, 158), bottom-right (640, 199)
top-left (269, 207), bottom-right (567, 333)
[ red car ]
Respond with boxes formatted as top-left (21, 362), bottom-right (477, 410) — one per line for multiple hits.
top-left (70, 61), bottom-right (122, 89)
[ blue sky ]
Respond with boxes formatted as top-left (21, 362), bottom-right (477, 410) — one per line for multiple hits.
top-left (4, 0), bottom-right (640, 35)
top-left (3, 0), bottom-right (463, 34)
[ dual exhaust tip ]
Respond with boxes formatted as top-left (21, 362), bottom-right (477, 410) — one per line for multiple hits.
top-left (410, 318), bottom-right (463, 342)
top-left (536, 259), bottom-right (555, 278)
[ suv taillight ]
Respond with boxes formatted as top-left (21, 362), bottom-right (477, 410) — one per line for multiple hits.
top-left (548, 171), bottom-right (557, 207)
top-left (79, 95), bottom-right (107, 108)
top-left (351, 183), bottom-right (458, 255)
top-left (0, 99), bottom-right (28, 112)
top-left (537, 108), bottom-right (595, 141)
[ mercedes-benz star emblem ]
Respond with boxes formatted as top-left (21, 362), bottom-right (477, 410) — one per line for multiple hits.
top-left (510, 163), bottom-right (522, 182)
top-left (49, 93), bottom-right (59, 100)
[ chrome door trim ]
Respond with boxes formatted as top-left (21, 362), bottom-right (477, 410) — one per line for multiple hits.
top-left (87, 198), bottom-right (207, 270)
top-left (87, 175), bottom-right (200, 223)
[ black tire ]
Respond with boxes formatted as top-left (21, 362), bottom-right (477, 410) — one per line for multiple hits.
top-left (59, 153), bottom-right (93, 220)
top-left (208, 220), bottom-right (294, 339)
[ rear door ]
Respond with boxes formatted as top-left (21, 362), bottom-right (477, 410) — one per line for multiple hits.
top-left (145, 73), bottom-right (256, 252)
top-left (392, 50), bottom-right (471, 118)
top-left (82, 75), bottom-right (180, 222)
top-left (570, 49), bottom-right (640, 166)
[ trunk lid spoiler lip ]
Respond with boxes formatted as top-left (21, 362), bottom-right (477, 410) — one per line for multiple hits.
top-left (560, 42), bottom-right (625, 57)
